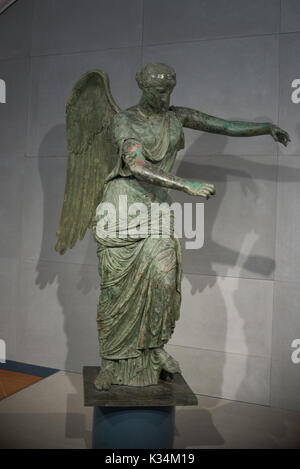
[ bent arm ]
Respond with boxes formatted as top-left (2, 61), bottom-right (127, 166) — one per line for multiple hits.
top-left (121, 140), bottom-right (215, 198)
top-left (171, 105), bottom-right (271, 137)
top-left (122, 140), bottom-right (187, 191)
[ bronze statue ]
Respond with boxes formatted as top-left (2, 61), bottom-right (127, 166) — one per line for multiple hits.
top-left (55, 63), bottom-right (290, 391)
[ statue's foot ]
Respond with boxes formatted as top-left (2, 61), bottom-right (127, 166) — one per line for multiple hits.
top-left (94, 368), bottom-right (113, 391)
top-left (160, 369), bottom-right (174, 382)
top-left (155, 348), bottom-right (181, 374)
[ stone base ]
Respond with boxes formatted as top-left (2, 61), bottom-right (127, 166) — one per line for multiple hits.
top-left (83, 366), bottom-right (198, 407)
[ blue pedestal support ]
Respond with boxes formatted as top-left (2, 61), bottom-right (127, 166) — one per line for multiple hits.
top-left (92, 406), bottom-right (175, 449)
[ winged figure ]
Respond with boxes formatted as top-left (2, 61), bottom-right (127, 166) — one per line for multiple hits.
top-left (56, 63), bottom-right (290, 391)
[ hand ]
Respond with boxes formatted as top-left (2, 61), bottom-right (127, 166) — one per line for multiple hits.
top-left (184, 181), bottom-right (216, 199)
top-left (270, 124), bottom-right (290, 147)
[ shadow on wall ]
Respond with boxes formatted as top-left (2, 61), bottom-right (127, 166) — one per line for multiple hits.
top-left (34, 119), bottom-right (300, 446)
top-left (176, 125), bottom-right (276, 403)
top-left (174, 408), bottom-right (224, 448)
top-left (35, 124), bottom-right (98, 448)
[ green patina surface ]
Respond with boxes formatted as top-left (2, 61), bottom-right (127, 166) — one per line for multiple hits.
top-left (55, 63), bottom-right (290, 391)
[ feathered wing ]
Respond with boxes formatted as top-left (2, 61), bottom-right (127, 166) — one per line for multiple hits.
top-left (55, 70), bottom-right (120, 254)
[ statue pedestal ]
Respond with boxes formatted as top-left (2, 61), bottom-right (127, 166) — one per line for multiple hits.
top-left (83, 366), bottom-right (198, 449)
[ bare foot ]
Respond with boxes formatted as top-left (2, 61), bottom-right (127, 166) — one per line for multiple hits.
top-left (94, 368), bottom-right (113, 391)
top-left (155, 348), bottom-right (181, 374)
top-left (160, 369), bottom-right (174, 382)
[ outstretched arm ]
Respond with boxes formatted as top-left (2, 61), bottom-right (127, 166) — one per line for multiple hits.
top-left (171, 106), bottom-right (290, 146)
top-left (121, 140), bottom-right (216, 199)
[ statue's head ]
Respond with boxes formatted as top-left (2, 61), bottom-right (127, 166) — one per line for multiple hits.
top-left (136, 63), bottom-right (176, 112)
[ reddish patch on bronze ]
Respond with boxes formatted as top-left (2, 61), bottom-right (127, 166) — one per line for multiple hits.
top-left (124, 153), bottom-right (145, 167)
top-left (97, 320), bottom-right (104, 330)
top-left (128, 143), bottom-right (139, 153)
top-left (135, 158), bottom-right (145, 167)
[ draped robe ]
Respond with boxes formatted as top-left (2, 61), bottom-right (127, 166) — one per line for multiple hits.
top-left (92, 106), bottom-right (185, 386)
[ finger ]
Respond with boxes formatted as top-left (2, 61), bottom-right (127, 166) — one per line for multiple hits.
top-left (205, 188), bottom-right (215, 196)
top-left (202, 189), bottom-right (210, 196)
top-left (281, 134), bottom-right (289, 143)
top-left (283, 135), bottom-right (290, 146)
top-left (204, 185), bottom-right (215, 193)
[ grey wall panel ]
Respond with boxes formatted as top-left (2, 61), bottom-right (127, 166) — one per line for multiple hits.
top-left (143, 36), bottom-right (278, 157)
top-left (0, 58), bottom-right (30, 157)
top-left (275, 156), bottom-right (300, 281)
top-left (271, 281), bottom-right (300, 411)
top-left (0, 156), bottom-right (24, 260)
top-left (174, 398), bottom-right (300, 449)
top-left (278, 33), bottom-right (300, 156)
top-left (31, 0), bottom-right (142, 56)
top-left (170, 274), bottom-right (273, 359)
top-left (0, 157), bottom-right (24, 362)
top-left (26, 47), bottom-right (142, 157)
top-left (171, 155), bottom-right (277, 279)
top-left (166, 344), bottom-right (270, 405)
top-left (16, 260), bottom-right (100, 372)
top-left (143, 0), bottom-right (280, 45)
top-left (0, 258), bottom-right (18, 360)
top-left (281, 0), bottom-right (300, 33)
top-left (0, 0), bottom-right (32, 60)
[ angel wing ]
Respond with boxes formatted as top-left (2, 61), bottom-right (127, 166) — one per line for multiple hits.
top-left (55, 70), bottom-right (120, 254)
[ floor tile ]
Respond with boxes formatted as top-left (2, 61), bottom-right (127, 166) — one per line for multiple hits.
top-left (0, 370), bottom-right (42, 400)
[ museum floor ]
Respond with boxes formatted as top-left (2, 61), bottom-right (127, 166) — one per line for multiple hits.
top-left (0, 365), bottom-right (300, 449)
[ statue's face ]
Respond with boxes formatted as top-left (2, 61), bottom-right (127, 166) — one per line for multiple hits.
top-left (142, 83), bottom-right (174, 113)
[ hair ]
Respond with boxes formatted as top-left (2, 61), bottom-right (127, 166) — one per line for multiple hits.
top-left (136, 63), bottom-right (176, 90)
